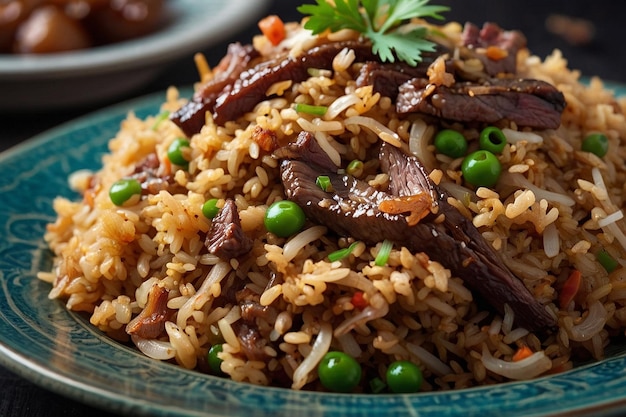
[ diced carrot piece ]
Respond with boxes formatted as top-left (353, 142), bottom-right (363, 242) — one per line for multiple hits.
top-left (485, 46), bottom-right (508, 60)
top-left (351, 291), bottom-right (368, 310)
top-left (559, 270), bottom-right (582, 309)
top-left (512, 346), bottom-right (533, 362)
top-left (258, 15), bottom-right (286, 46)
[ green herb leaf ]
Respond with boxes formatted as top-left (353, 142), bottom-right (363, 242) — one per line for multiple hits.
top-left (298, 0), bottom-right (367, 34)
top-left (298, 0), bottom-right (449, 66)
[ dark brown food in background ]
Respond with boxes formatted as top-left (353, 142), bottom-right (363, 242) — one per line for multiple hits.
top-left (0, 0), bottom-right (165, 54)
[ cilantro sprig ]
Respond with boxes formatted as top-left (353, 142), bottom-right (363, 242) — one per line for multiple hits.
top-left (297, 0), bottom-right (449, 66)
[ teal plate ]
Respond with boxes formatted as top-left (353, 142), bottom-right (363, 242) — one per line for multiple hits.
top-left (2, 85), bottom-right (626, 417)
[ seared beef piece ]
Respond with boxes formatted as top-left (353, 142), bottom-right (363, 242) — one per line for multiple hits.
top-left (172, 41), bottom-right (377, 135)
top-left (277, 132), bottom-right (556, 331)
top-left (396, 77), bottom-right (566, 130)
top-left (170, 43), bottom-right (260, 137)
top-left (236, 288), bottom-right (277, 323)
top-left (232, 322), bottom-right (270, 362)
top-left (273, 131), bottom-right (337, 171)
top-left (212, 40), bottom-right (377, 126)
top-left (379, 142), bottom-right (557, 330)
top-left (233, 288), bottom-right (276, 362)
top-left (205, 199), bottom-right (253, 260)
top-left (131, 153), bottom-right (186, 195)
top-left (126, 285), bottom-right (171, 339)
top-left (461, 22), bottom-right (527, 76)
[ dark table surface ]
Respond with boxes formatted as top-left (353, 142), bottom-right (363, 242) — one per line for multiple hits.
top-left (1, 1), bottom-right (625, 416)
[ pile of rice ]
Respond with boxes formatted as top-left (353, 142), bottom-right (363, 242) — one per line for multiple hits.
top-left (39, 19), bottom-right (626, 392)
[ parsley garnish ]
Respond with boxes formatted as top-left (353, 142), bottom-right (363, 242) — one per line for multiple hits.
top-left (297, 0), bottom-right (449, 66)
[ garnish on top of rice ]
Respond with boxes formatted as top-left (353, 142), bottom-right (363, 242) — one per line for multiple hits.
top-left (38, 0), bottom-right (626, 393)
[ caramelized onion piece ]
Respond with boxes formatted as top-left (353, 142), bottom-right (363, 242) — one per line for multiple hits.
top-left (378, 193), bottom-right (434, 226)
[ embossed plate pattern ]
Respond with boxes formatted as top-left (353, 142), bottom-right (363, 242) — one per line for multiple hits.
top-left (1, 86), bottom-right (626, 417)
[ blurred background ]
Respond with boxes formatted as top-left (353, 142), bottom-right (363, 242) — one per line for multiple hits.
top-left (1, 0), bottom-right (625, 416)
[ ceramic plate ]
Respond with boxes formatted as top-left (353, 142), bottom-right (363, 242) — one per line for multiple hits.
top-left (1, 86), bottom-right (626, 417)
top-left (0, 0), bottom-right (270, 110)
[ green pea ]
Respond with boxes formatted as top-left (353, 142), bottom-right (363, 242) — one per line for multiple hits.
top-left (581, 133), bottom-right (609, 158)
top-left (109, 178), bottom-right (142, 206)
top-left (167, 137), bottom-right (191, 166)
top-left (461, 150), bottom-right (502, 188)
top-left (264, 200), bottom-right (306, 238)
top-left (202, 198), bottom-right (220, 219)
top-left (386, 360), bottom-right (423, 393)
top-left (434, 129), bottom-right (467, 158)
top-left (317, 351), bottom-right (362, 393)
top-left (207, 344), bottom-right (225, 376)
top-left (479, 126), bottom-right (507, 154)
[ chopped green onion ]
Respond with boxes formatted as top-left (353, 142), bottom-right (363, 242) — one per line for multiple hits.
top-left (346, 159), bottom-right (364, 177)
top-left (597, 249), bottom-right (619, 273)
top-left (369, 377), bottom-right (387, 394)
top-left (316, 175), bottom-right (333, 192)
top-left (294, 103), bottom-right (328, 116)
top-left (307, 68), bottom-right (332, 78)
top-left (328, 241), bottom-right (360, 262)
top-left (151, 110), bottom-right (170, 130)
top-left (374, 239), bottom-right (393, 266)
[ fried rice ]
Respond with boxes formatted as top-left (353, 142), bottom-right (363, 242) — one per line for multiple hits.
top-left (38, 18), bottom-right (626, 393)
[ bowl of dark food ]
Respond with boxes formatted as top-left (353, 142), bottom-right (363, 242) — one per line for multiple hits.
top-left (0, 0), bottom-right (270, 110)
top-left (2, 0), bottom-right (626, 416)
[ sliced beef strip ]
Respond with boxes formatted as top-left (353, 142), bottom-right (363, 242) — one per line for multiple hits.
top-left (277, 131), bottom-right (556, 331)
top-left (396, 77), bottom-right (566, 130)
top-left (205, 199), bottom-right (253, 260)
top-left (170, 42), bottom-right (260, 137)
top-left (172, 41), bottom-right (377, 135)
top-left (379, 142), bottom-right (557, 330)
top-left (211, 40), bottom-right (377, 126)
